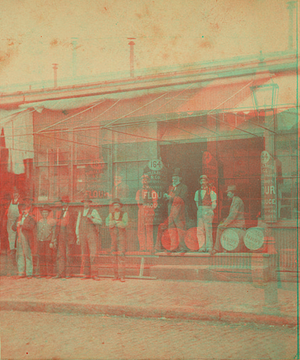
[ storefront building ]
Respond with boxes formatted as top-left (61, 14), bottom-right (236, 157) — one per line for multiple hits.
top-left (0, 52), bottom-right (298, 270)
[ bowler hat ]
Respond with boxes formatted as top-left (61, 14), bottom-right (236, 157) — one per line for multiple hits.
top-left (22, 196), bottom-right (34, 203)
top-left (199, 175), bottom-right (209, 181)
top-left (172, 168), bottom-right (182, 177)
top-left (226, 185), bottom-right (237, 193)
top-left (40, 205), bottom-right (52, 213)
top-left (112, 198), bottom-right (122, 207)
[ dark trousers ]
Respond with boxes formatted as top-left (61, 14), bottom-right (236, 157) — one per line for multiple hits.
top-left (110, 227), bottom-right (126, 279)
top-left (155, 220), bottom-right (186, 251)
top-left (57, 234), bottom-right (71, 277)
top-left (37, 241), bottom-right (53, 277)
top-left (80, 231), bottom-right (98, 277)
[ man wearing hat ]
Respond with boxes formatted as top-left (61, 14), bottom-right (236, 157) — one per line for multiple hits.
top-left (76, 195), bottom-right (102, 280)
top-left (194, 175), bottom-right (217, 253)
top-left (52, 196), bottom-right (77, 279)
top-left (135, 174), bottom-right (158, 253)
top-left (155, 168), bottom-right (188, 252)
top-left (211, 185), bottom-right (245, 255)
top-left (36, 205), bottom-right (56, 277)
top-left (12, 196), bottom-right (36, 278)
top-left (105, 198), bottom-right (128, 281)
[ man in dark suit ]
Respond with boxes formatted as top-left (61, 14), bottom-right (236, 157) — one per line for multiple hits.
top-left (155, 168), bottom-right (188, 252)
top-left (211, 185), bottom-right (245, 255)
top-left (52, 196), bottom-right (77, 279)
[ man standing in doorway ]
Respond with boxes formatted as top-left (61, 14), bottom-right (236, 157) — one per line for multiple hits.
top-left (211, 185), bottom-right (245, 255)
top-left (194, 175), bottom-right (217, 253)
top-left (155, 168), bottom-right (188, 252)
top-left (76, 195), bottom-right (102, 280)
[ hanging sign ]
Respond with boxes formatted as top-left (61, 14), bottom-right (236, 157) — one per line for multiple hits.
top-left (261, 151), bottom-right (277, 223)
top-left (143, 159), bottom-right (168, 225)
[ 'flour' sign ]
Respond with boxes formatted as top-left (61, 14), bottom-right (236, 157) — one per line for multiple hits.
top-left (144, 159), bottom-right (168, 225)
top-left (261, 151), bottom-right (277, 223)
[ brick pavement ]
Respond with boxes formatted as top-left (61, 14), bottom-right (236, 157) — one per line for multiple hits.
top-left (0, 276), bottom-right (297, 326)
top-left (0, 311), bottom-right (297, 360)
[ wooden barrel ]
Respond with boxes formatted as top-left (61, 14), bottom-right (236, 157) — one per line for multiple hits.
top-left (220, 228), bottom-right (246, 252)
top-left (184, 227), bottom-right (205, 251)
top-left (161, 228), bottom-right (185, 251)
top-left (243, 227), bottom-right (265, 251)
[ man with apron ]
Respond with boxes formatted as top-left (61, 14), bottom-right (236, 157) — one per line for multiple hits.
top-left (6, 189), bottom-right (20, 274)
top-left (194, 175), bottom-right (217, 253)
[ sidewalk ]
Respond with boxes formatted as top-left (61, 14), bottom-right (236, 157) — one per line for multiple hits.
top-left (0, 276), bottom-right (297, 326)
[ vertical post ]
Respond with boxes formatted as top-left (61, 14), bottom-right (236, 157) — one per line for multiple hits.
top-left (70, 129), bottom-right (74, 201)
top-left (128, 40), bottom-right (135, 78)
top-left (287, 1), bottom-right (296, 50)
top-left (71, 37), bottom-right (78, 78)
top-left (52, 63), bottom-right (58, 88)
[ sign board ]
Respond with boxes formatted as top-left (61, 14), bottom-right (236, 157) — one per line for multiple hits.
top-left (244, 227), bottom-right (265, 251)
top-left (144, 159), bottom-right (168, 225)
top-left (261, 151), bottom-right (277, 222)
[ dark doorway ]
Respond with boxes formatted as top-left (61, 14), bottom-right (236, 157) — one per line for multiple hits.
top-left (160, 137), bottom-right (264, 226)
top-left (160, 142), bottom-right (207, 224)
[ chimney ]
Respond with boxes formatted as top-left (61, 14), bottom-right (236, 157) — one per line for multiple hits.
top-left (287, 1), bottom-right (296, 50)
top-left (128, 38), bottom-right (136, 78)
top-left (52, 63), bottom-right (58, 88)
top-left (71, 37), bottom-right (78, 78)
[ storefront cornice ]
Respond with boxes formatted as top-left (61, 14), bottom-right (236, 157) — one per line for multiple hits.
top-left (0, 54), bottom-right (297, 110)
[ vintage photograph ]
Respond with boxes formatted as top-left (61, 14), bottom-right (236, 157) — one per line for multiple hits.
top-left (0, 0), bottom-right (299, 359)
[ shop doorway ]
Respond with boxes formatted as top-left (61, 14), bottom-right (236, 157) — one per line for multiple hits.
top-left (160, 142), bottom-right (208, 224)
top-left (160, 137), bottom-right (264, 226)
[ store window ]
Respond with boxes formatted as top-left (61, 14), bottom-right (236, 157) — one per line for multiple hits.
top-left (276, 133), bottom-right (298, 220)
top-left (278, 177), bottom-right (298, 219)
top-left (112, 126), bottom-right (156, 199)
top-left (36, 130), bottom-right (71, 201)
top-left (73, 128), bottom-right (109, 201)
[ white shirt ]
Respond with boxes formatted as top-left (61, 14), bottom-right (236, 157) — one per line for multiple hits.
top-left (194, 189), bottom-right (217, 209)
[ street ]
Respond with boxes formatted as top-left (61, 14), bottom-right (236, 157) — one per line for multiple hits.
top-left (0, 311), bottom-right (297, 360)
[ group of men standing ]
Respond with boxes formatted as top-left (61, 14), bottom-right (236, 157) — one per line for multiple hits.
top-left (0, 190), bottom-right (128, 282)
top-left (0, 168), bottom-right (246, 280)
top-left (148, 168), bottom-right (246, 254)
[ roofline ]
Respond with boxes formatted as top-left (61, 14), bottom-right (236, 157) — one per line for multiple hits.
top-left (0, 52), bottom-right (297, 110)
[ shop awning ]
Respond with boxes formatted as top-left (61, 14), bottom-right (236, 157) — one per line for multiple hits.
top-left (18, 72), bottom-right (297, 131)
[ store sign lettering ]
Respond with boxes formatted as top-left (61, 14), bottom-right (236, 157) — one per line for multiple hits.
top-left (144, 159), bottom-right (168, 225)
top-left (261, 151), bottom-right (277, 223)
top-left (85, 190), bottom-right (109, 199)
